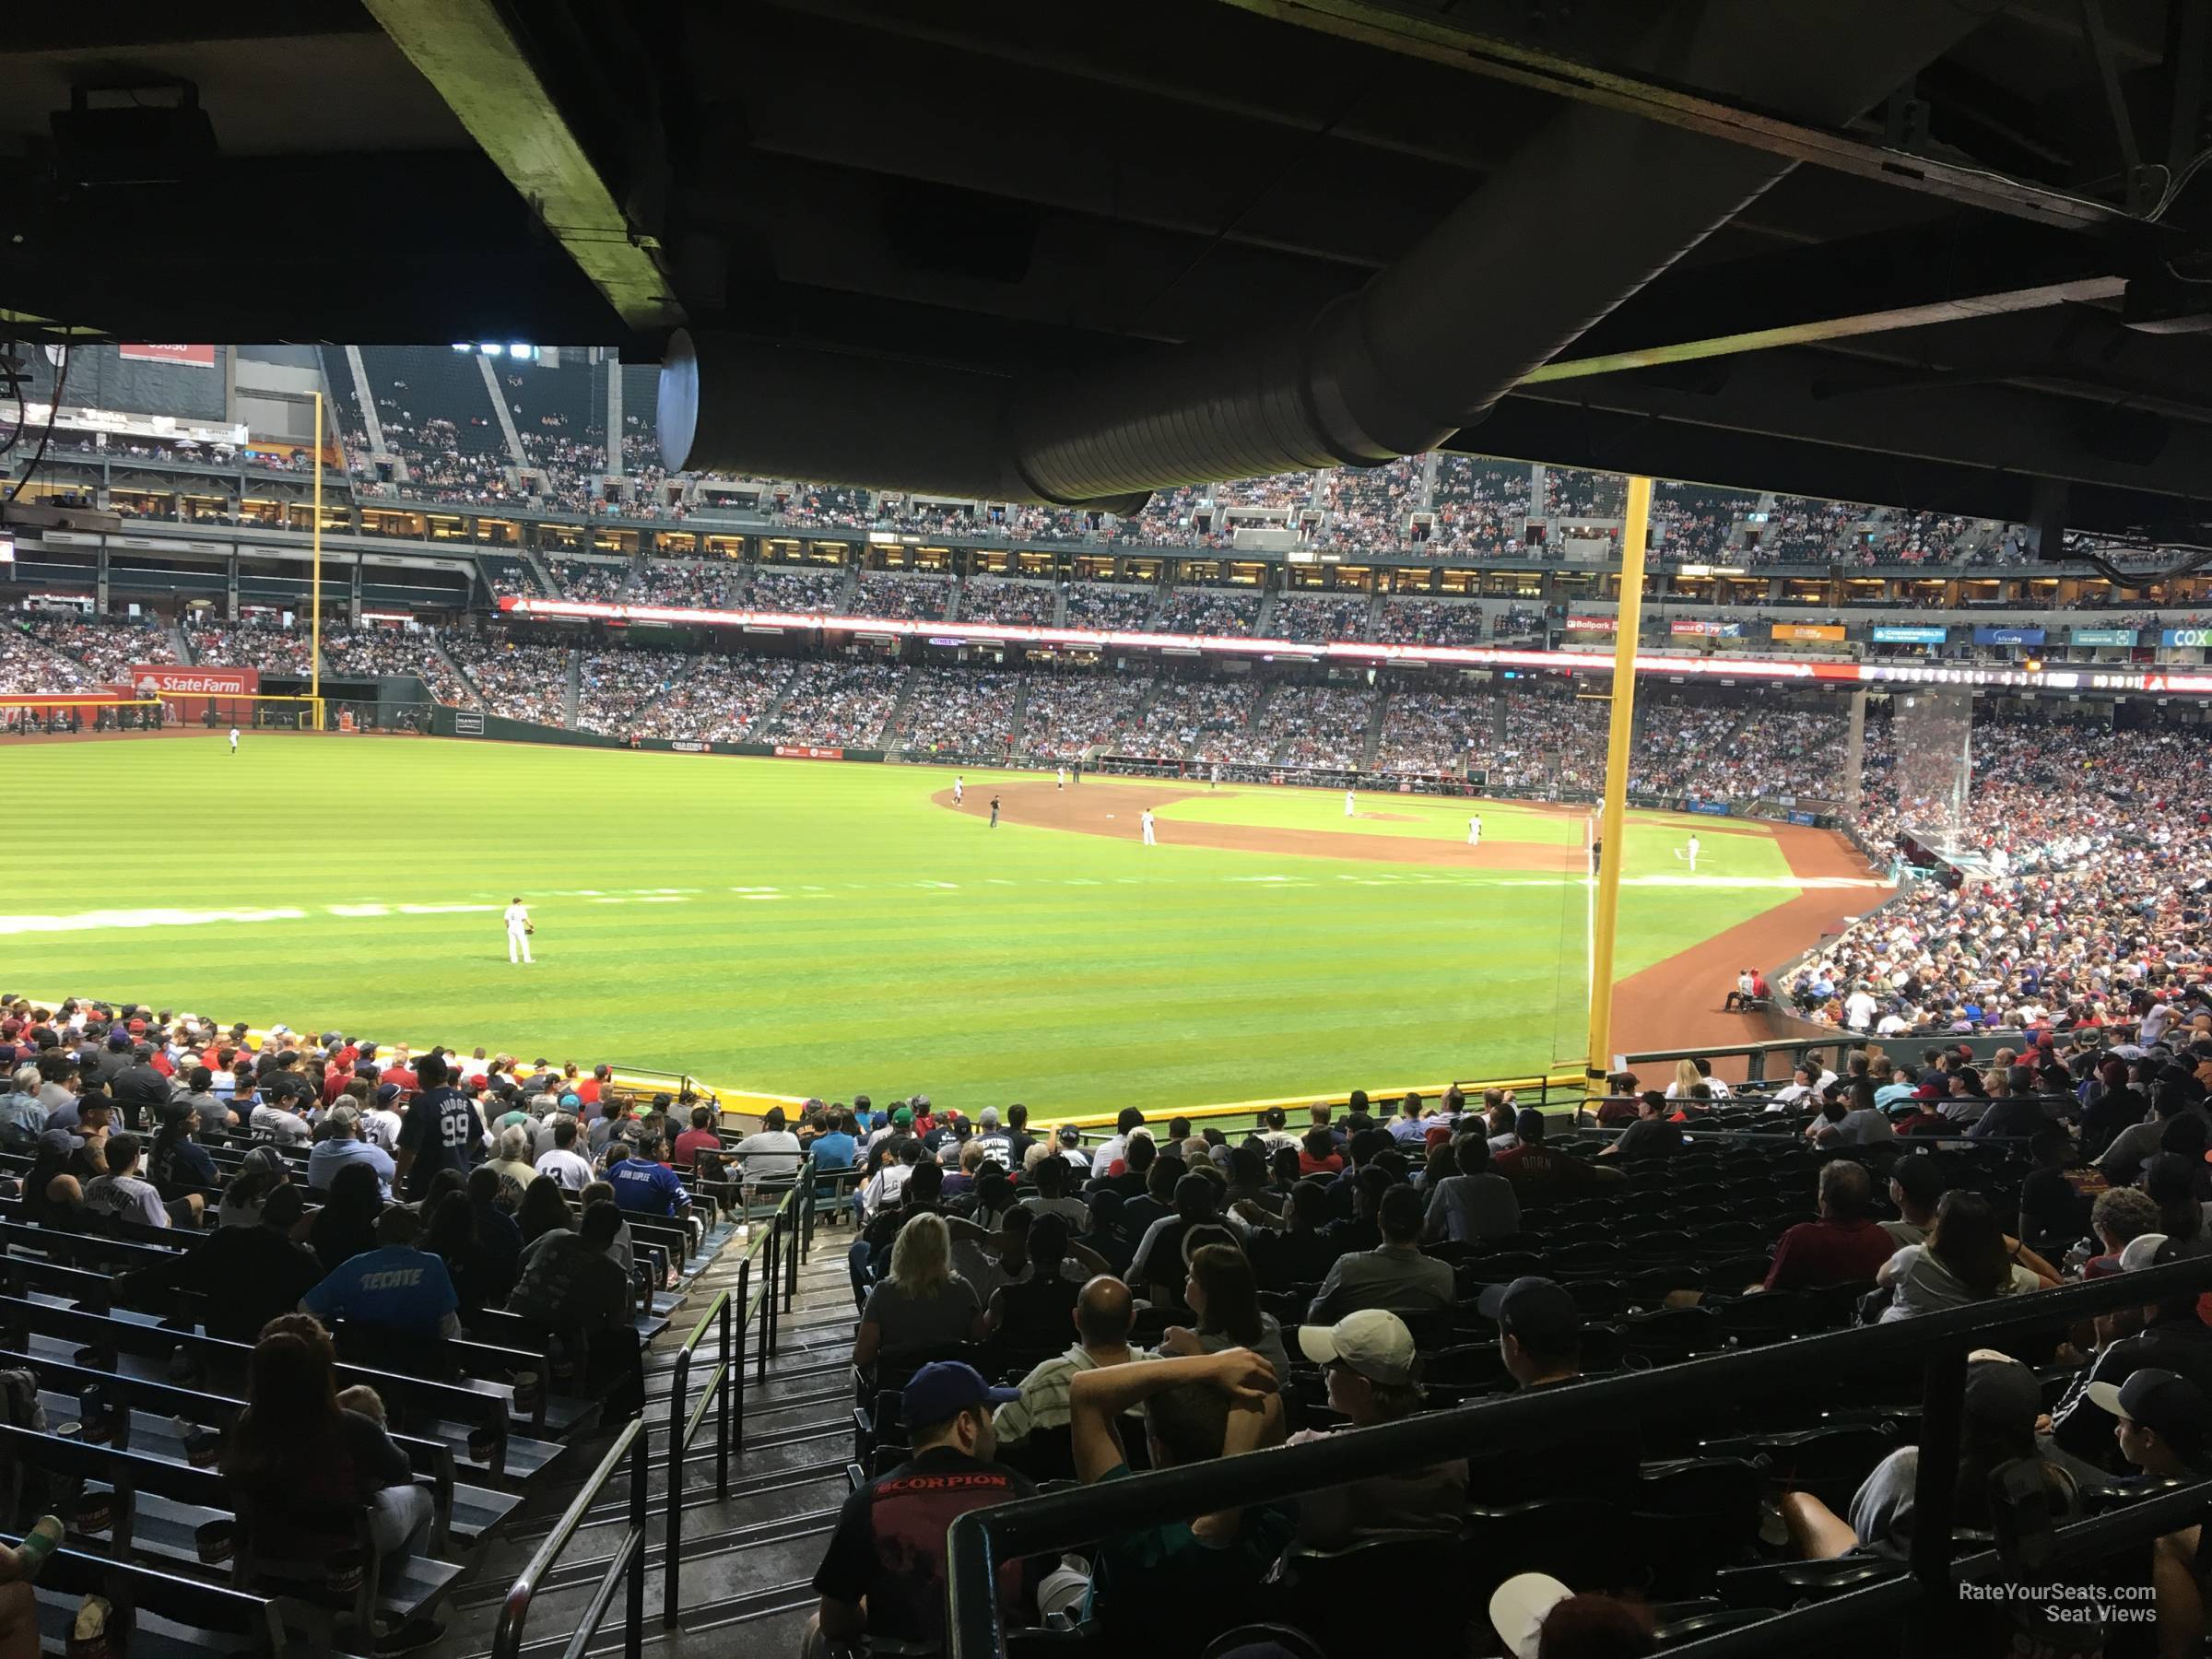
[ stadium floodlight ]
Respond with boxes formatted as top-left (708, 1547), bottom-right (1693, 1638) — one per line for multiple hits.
top-left (478, 344), bottom-right (504, 357)
top-left (508, 344), bottom-right (534, 359)
top-left (451, 343), bottom-right (473, 352)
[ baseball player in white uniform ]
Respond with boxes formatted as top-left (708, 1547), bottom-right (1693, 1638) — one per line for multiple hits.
top-left (1344, 789), bottom-right (1356, 818)
top-left (953, 776), bottom-right (964, 806)
top-left (229, 726), bottom-right (241, 754)
top-left (1056, 767), bottom-right (1066, 791)
top-left (1141, 808), bottom-right (1157, 846)
top-left (1467, 813), bottom-right (1482, 847)
top-left (1685, 831), bottom-right (1701, 873)
top-left (504, 897), bottom-right (534, 964)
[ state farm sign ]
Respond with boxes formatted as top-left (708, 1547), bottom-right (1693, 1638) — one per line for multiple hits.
top-left (129, 665), bottom-right (260, 696)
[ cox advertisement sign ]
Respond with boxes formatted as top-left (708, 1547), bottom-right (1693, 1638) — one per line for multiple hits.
top-left (1872, 626), bottom-right (1947, 644)
top-left (2162, 628), bottom-right (2212, 649)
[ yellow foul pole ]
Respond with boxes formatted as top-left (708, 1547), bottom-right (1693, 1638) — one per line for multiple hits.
top-left (311, 390), bottom-right (324, 728)
top-left (1583, 475), bottom-right (1653, 1107)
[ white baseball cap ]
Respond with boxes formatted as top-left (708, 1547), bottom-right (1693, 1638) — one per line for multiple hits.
top-left (1488, 1572), bottom-right (1572, 1659)
top-left (1295, 1309), bottom-right (1417, 1386)
top-left (2119, 1232), bottom-right (2173, 1272)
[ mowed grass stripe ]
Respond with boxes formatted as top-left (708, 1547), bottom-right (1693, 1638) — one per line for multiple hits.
top-left (6, 738), bottom-right (1794, 1110)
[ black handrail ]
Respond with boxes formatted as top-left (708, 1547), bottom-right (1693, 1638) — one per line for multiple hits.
top-left (663, 1155), bottom-right (812, 1626)
top-left (492, 1417), bottom-right (648, 1659)
top-left (944, 1255), bottom-right (2212, 1659)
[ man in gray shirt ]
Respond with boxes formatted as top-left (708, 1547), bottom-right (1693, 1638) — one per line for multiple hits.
top-left (1308, 1185), bottom-right (1455, 1325)
top-left (1422, 1134), bottom-right (1522, 1243)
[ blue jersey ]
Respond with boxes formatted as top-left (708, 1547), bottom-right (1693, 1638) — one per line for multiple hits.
top-left (607, 1155), bottom-right (688, 1217)
top-left (301, 1245), bottom-right (458, 1335)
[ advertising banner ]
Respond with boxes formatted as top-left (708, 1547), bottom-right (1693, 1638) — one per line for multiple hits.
top-left (1668, 618), bottom-right (1744, 638)
top-left (1771, 623), bottom-right (1845, 642)
top-left (129, 665), bottom-right (259, 697)
top-left (1971, 626), bottom-right (2045, 646)
top-left (1685, 799), bottom-right (1734, 816)
top-left (1872, 625), bottom-right (1947, 643)
top-left (118, 344), bottom-right (218, 368)
top-left (1787, 810), bottom-right (1820, 827)
top-left (1564, 615), bottom-right (1617, 632)
top-left (2070, 628), bottom-right (2138, 646)
top-left (773, 745), bottom-right (847, 760)
top-left (2161, 628), bottom-right (2212, 649)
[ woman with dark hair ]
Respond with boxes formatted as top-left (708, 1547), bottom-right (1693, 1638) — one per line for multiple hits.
top-left (220, 1323), bottom-right (441, 1650)
top-left (514, 1174), bottom-right (574, 1247)
top-left (1417, 1139), bottom-right (1457, 1192)
top-left (218, 1147), bottom-right (291, 1230)
top-left (1877, 1191), bottom-right (2051, 1321)
top-left (20, 1130), bottom-right (91, 1229)
top-left (2077, 1055), bottom-right (2143, 1159)
top-left (147, 1105), bottom-right (217, 1200)
top-left (423, 1193), bottom-right (496, 1318)
top-left (2156, 1117), bottom-right (2212, 1205)
top-left (2140, 1152), bottom-right (2211, 1252)
top-left (1078, 1187), bottom-right (1134, 1276)
top-left (1159, 1242), bottom-right (1290, 1375)
top-left (309, 1163), bottom-right (383, 1275)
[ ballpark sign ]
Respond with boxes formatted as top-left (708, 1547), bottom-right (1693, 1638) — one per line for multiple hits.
top-left (118, 344), bottom-right (218, 368)
top-left (129, 665), bottom-right (260, 697)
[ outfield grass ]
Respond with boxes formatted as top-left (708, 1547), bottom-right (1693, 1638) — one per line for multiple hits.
top-left (5, 737), bottom-right (1801, 1112)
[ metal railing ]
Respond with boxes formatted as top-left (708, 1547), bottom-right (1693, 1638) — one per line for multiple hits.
top-left (662, 1156), bottom-right (815, 1626)
top-left (944, 1255), bottom-right (2212, 1659)
top-left (492, 1418), bottom-right (648, 1659)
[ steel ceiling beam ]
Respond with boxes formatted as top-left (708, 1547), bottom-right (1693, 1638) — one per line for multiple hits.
top-left (359, 0), bottom-right (684, 335)
top-left (1212, 0), bottom-right (2135, 231)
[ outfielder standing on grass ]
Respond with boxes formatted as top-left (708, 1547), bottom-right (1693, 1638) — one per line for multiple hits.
top-left (1681, 830), bottom-right (1701, 874)
top-left (1141, 807), bottom-right (1156, 846)
top-left (989, 794), bottom-right (1001, 829)
top-left (505, 896), bottom-right (535, 964)
top-left (229, 725), bottom-right (241, 755)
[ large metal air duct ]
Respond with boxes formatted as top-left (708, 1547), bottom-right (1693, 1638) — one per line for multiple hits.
top-left (660, 0), bottom-right (1990, 510)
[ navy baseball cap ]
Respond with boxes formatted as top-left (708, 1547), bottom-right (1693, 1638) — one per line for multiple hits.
top-left (900, 1361), bottom-right (1018, 1429)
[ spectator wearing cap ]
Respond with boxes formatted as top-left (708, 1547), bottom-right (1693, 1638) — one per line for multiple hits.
top-left (1600, 1091), bottom-right (1683, 1161)
top-left (2098, 1086), bottom-right (2199, 1188)
top-left (1492, 1109), bottom-right (1608, 1192)
top-left (1290, 1311), bottom-right (1465, 1546)
top-left (1880, 1153), bottom-right (1947, 1247)
top-left (2017, 1124), bottom-right (2092, 1244)
top-left (361, 1082), bottom-right (405, 1151)
top-left (1764, 1162), bottom-right (1897, 1291)
top-left (116, 1184), bottom-right (322, 1341)
top-left (308, 1104), bottom-right (395, 1199)
top-left (109, 1042), bottom-right (170, 1129)
top-left (1479, 1276), bottom-right (1641, 1504)
top-left (217, 1145), bottom-right (289, 1229)
top-left (1786, 1353), bottom-right (2077, 1562)
top-left (1892, 1078), bottom-right (1951, 1136)
top-left (806, 1359), bottom-right (1035, 1658)
top-left (2051, 1234), bottom-right (2212, 1466)
top-left (1305, 1185), bottom-right (1453, 1327)
top-left (1053, 1124), bottom-right (1092, 1173)
top-left (172, 1066), bottom-right (231, 1141)
top-left (249, 1086), bottom-right (312, 1147)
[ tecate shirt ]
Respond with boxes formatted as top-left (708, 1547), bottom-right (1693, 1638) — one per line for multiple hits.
top-left (301, 1244), bottom-right (459, 1335)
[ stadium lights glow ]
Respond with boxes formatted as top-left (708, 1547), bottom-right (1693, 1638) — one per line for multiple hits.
top-left (477, 344), bottom-right (504, 357)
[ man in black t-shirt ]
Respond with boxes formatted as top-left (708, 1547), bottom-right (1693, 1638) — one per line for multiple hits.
top-left (393, 1053), bottom-right (485, 1203)
top-left (1601, 1091), bottom-right (1684, 1161)
top-left (806, 1360), bottom-right (1033, 1656)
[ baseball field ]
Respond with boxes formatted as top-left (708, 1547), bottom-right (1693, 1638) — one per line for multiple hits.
top-left (5, 735), bottom-right (1883, 1111)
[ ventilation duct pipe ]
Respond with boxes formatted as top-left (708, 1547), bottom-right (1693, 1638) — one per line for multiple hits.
top-left (660, 0), bottom-right (1989, 512)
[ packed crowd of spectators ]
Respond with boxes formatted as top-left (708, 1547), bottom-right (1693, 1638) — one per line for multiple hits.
top-left (1486, 678), bottom-right (1608, 794)
top-left (1268, 686), bottom-right (1376, 770)
top-left (958, 579), bottom-right (1059, 628)
top-left (444, 635), bottom-right (571, 725)
top-left (22, 615), bottom-right (178, 681)
top-left (0, 619), bottom-right (103, 693)
top-left (1155, 587), bottom-right (1263, 637)
top-left (761, 661), bottom-right (905, 747)
top-left (1144, 678), bottom-right (1268, 763)
top-left (750, 567), bottom-right (852, 615)
top-left (1380, 596), bottom-right (1492, 646)
top-left (888, 669), bottom-right (1022, 755)
top-left (1021, 674), bottom-right (1156, 760)
top-left (1062, 582), bottom-right (1159, 632)
top-left (1322, 458), bottom-right (1423, 556)
top-left (852, 571), bottom-right (954, 623)
top-left (1427, 456), bottom-right (1531, 556)
top-left (648, 654), bottom-right (793, 742)
top-left (188, 619), bottom-right (318, 677)
top-left (320, 627), bottom-right (449, 685)
top-left (543, 558), bottom-right (631, 603)
top-left (1545, 466), bottom-right (1627, 519)
top-left (1373, 689), bottom-right (1480, 774)
top-left (1794, 708), bottom-right (2205, 1037)
top-left (1650, 483), bottom-right (1758, 563)
top-left (571, 649), bottom-right (690, 735)
top-left (1271, 593), bottom-right (1371, 643)
top-left (629, 560), bottom-right (748, 609)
